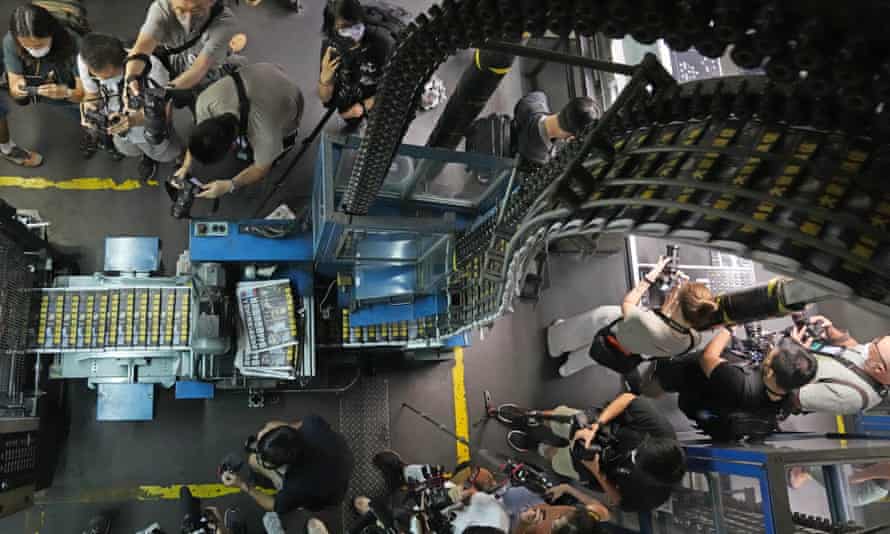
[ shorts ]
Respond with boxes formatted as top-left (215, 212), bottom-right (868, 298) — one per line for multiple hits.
top-left (547, 406), bottom-right (582, 480)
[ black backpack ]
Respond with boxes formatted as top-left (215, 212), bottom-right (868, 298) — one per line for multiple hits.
top-left (692, 410), bottom-right (779, 443)
top-left (356, 0), bottom-right (411, 41)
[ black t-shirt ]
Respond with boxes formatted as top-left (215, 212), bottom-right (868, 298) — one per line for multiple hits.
top-left (274, 415), bottom-right (354, 515)
top-left (572, 398), bottom-right (677, 512)
top-left (513, 91), bottom-right (553, 165)
top-left (321, 25), bottom-right (396, 107)
top-left (677, 361), bottom-right (781, 418)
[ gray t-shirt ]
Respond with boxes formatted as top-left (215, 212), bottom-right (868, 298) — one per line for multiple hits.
top-left (613, 307), bottom-right (701, 358)
top-left (140, 0), bottom-right (238, 82)
top-left (798, 344), bottom-right (883, 414)
top-left (195, 63), bottom-right (303, 166)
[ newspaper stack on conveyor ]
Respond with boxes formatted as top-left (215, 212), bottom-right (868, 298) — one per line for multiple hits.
top-left (234, 279), bottom-right (301, 380)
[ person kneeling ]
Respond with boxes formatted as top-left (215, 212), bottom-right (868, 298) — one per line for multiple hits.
top-left (177, 62), bottom-right (303, 198)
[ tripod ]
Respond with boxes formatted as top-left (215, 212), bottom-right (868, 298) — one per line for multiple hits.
top-left (253, 106), bottom-right (336, 217)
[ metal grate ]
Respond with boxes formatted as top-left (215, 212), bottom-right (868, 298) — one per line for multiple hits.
top-left (0, 233), bottom-right (33, 399)
top-left (339, 376), bottom-right (391, 529)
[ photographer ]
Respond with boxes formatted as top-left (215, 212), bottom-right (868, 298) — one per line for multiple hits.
top-left (655, 327), bottom-right (818, 426)
top-left (126, 0), bottom-right (240, 94)
top-left (77, 33), bottom-right (182, 179)
top-left (547, 256), bottom-right (717, 377)
top-left (513, 92), bottom-right (600, 165)
top-left (176, 62), bottom-right (303, 198)
top-left (220, 415), bottom-right (353, 519)
top-left (509, 393), bottom-right (685, 513)
top-left (4, 4), bottom-right (87, 156)
top-left (790, 315), bottom-right (890, 414)
top-left (318, 0), bottom-right (396, 127)
top-left (451, 485), bottom-right (510, 534)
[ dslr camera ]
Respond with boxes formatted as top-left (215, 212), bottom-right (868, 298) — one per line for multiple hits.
top-left (404, 464), bottom-right (453, 534)
top-left (166, 174), bottom-right (205, 220)
top-left (81, 108), bottom-right (121, 151)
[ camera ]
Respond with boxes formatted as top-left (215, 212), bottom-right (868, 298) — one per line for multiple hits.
top-left (657, 244), bottom-right (681, 292)
top-left (82, 108), bottom-right (123, 151)
top-left (169, 175), bottom-right (204, 220)
top-left (142, 86), bottom-right (170, 146)
top-left (180, 486), bottom-right (217, 534)
top-left (497, 457), bottom-right (556, 495)
top-left (404, 464), bottom-right (453, 534)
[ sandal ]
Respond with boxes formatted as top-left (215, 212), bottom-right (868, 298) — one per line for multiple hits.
top-left (1, 145), bottom-right (43, 167)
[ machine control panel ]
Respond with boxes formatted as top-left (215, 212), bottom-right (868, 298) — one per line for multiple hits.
top-left (193, 221), bottom-right (229, 237)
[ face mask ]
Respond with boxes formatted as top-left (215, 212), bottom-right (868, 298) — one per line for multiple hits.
top-left (25, 44), bottom-right (51, 58)
top-left (103, 74), bottom-right (124, 86)
top-left (176, 13), bottom-right (192, 32)
top-left (337, 23), bottom-right (365, 43)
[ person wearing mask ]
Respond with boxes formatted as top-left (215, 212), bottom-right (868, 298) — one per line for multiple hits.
top-left (175, 62), bottom-right (303, 198)
top-left (451, 485), bottom-right (511, 534)
top-left (77, 33), bottom-right (183, 180)
top-left (655, 327), bottom-right (818, 427)
top-left (4, 4), bottom-right (86, 157)
top-left (548, 256), bottom-right (717, 377)
top-left (318, 0), bottom-right (396, 127)
top-left (789, 314), bottom-right (890, 414)
top-left (220, 415), bottom-right (353, 520)
top-left (506, 393), bottom-right (685, 513)
top-left (125, 0), bottom-right (240, 95)
top-left (513, 93), bottom-right (600, 165)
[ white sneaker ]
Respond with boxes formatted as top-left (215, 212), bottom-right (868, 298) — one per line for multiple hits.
top-left (547, 319), bottom-right (565, 358)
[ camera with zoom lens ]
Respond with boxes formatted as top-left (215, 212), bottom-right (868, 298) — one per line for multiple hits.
top-left (569, 411), bottom-right (624, 468)
top-left (497, 457), bottom-right (556, 495)
top-left (142, 86), bottom-right (170, 146)
top-left (179, 486), bottom-right (217, 534)
top-left (168, 174), bottom-right (204, 220)
top-left (82, 108), bottom-right (121, 151)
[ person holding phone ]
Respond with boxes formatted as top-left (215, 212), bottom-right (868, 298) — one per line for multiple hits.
top-left (4, 5), bottom-right (88, 157)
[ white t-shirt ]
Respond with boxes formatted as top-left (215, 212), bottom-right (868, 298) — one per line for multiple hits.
top-left (76, 53), bottom-right (169, 145)
top-left (613, 307), bottom-right (701, 357)
top-left (451, 492), bottom-right (510, 534)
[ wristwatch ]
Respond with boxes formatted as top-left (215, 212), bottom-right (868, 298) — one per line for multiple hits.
top-left (228, 179), bottom-right (238, 194)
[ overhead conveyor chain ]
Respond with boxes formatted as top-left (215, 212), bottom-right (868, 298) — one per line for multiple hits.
top-left (344, 0), bottom-right (890, 214)
top-left (442, 75), bottom-right (890, 335)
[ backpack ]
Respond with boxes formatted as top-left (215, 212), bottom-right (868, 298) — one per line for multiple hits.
top-left (357, 0), bottom-right (411, 41)
top-left (32, 0), bottom-right (90, 36)
top-left (692, 410), bottom-right (779, 443)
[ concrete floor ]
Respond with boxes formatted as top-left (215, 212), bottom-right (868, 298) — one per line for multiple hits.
top-left (0, 1), bottom-right (886, 533)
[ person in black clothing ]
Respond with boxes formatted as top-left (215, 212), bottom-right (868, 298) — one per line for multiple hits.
top-left (318, 0), bottom-right (396, 127)
top-left (221, 414), bottom-right (354, 518)
top-left (507, 393), bottom-right (685, 513)
top-left (655, 326), bottom-right (818, 424)
top-left (513, 92), bottom-right (600, 165)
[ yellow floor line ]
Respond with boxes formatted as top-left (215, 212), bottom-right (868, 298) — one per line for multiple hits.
top-left (452, 347), bottom-right (470, 464)
top-left (836, 415), bottom-right (848, 448)
top-left (34, 483), bottom-right (274, 505)
top-left (0, 176), bottom-right (158, 191)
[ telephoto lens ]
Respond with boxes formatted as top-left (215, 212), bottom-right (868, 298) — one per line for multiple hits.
top-left (143, 87), bottom-right (169, 146)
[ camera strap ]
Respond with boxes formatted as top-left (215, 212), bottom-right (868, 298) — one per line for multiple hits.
top-left (229, 70), bottom-right (250, 139)
top-left (653, 309), bottom-right (697, 357)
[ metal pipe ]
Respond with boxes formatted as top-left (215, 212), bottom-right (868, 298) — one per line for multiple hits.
top-left (480, 39), bottom-right (637, 76)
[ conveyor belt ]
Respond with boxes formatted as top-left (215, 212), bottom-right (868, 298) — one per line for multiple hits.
top-left (27, 287), bottom-right (191, 353)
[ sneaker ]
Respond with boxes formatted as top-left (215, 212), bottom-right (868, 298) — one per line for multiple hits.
top-left (138, 155), bottom-right (158, 181)
top-left (82, 516), bottom-right (111, 534)
top-left (354, 495), bottom-right (372, 516)
top-left (496, 404), bottom-right (528, 427)
top-left (0, 145), bottom-right (43, 167)
top-left (224, 507), bottom-right (247, 534)
top-left (306, 517), bottom-right (329, 534)
top-left (507, 430), bottom-right (531, 453)
top-left (80, 131), bottom-right (97, 159)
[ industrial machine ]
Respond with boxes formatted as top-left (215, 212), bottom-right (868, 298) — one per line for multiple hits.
top-left (3, 0), bottom-right (890, 528)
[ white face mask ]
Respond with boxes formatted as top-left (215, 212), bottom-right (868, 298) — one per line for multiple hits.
top-left (25, 44), bottom-right (51, 58)
top-left (103, 73), bottom-right (124, 86)
top-left (176, 13), bottom-right (192, 32)
top-left (337, 22), bottom-right (365, 43)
